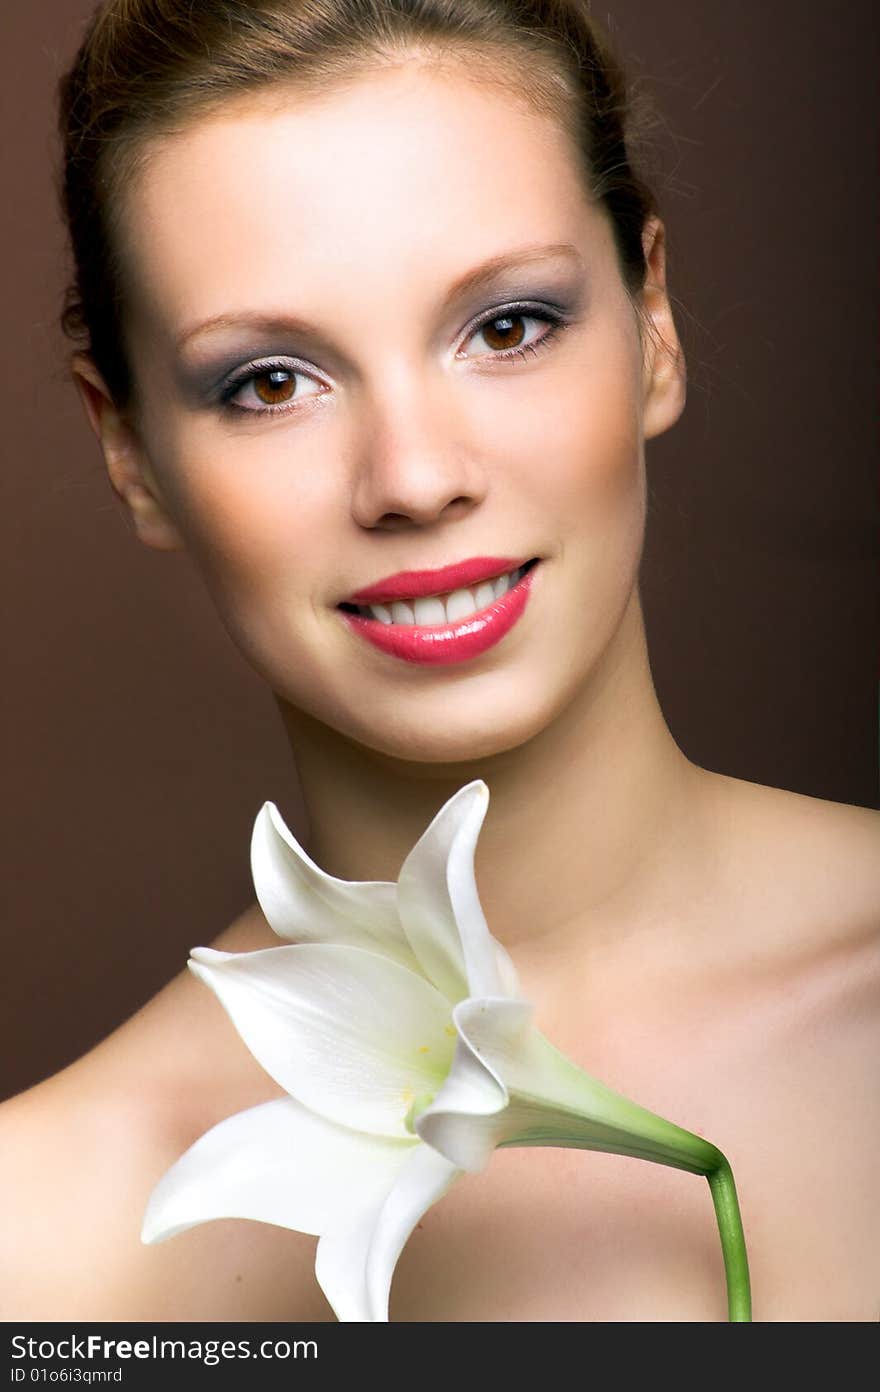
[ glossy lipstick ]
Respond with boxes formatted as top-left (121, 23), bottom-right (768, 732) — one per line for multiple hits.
top-left (339, 558), bottom-right (539, 665)
top-left (348, 556), bottom-right (525, 605)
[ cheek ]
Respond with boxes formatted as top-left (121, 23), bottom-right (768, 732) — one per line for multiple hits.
top-left (150, 423), bottom-right (338, 603)
top-left (477, 319), bottom-right (645, 539)
top-left (150, 431), bottom-right (344, 697)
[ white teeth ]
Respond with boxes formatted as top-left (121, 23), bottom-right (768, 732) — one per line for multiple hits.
top-left (474, 581), bottom-right (496, 610)
top-left (413, 596), bottom-right (446, 625)
top-left (361, 564), bottom-right (531, 625)
top-left (445, 588), bottom-right (479, 622)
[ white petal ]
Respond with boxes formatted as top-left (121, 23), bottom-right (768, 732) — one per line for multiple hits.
top-left (316, 1144), bottom-right (461, 1321)
top-left (251, 802), bottom-right (419, 972)
top-left (414, 998), bottom-right (517, 1171)
top-left (189, 943), bottom-right (456, 1139)
top-left (397, 781), bottom-right (509, 1001)
top-left (142, 1097), bottom-right (415, 1244)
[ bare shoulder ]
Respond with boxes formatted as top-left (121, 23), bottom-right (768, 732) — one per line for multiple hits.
top-left (696, 769), bottom-right (880, 1049)
top-left (703, 770), bottom-right (880, 943)
top-left (690, 774), bottom-right (880, 1317)
top-left (0, 903), bottom-right (332, 1321)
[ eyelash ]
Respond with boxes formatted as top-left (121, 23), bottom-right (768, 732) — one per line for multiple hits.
top-left (217, 302), bottom-right (570, 419)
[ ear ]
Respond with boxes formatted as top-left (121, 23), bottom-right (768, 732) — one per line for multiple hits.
top-left (639, 217), bottom-right (687, 440)
top-left (71, 354), bottom-right (185, 551)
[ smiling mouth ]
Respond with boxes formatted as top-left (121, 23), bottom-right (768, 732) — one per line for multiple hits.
top-left (338, 559), bottom-right (539, 627)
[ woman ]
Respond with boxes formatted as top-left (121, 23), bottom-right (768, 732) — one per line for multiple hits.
top-left (2, 0), bottom-right (878, 1321)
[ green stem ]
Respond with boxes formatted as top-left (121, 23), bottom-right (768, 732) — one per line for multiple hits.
top-left (707, 1156), bottom-right (751, 1321)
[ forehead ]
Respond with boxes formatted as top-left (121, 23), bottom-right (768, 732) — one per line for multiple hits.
top-left (120, 59), bottom-right (604, 337)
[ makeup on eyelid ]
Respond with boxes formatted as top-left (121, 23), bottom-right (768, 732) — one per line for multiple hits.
top-left (173, 272), bottom-right (587, 402)
top-left (176, 293), bottom-right (584, 420)
top-left (221, 307), bottom-right (570, 416)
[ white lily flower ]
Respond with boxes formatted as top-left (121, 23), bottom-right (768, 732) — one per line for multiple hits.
top-left (142, 781), bottom-right (751, 1321)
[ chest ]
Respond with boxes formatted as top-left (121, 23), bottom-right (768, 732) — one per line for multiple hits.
top-left (389, 991), bottom-right (880, 1321)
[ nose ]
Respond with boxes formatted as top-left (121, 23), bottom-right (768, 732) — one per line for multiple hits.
top-left (349, 374), bottom-right (487, 531)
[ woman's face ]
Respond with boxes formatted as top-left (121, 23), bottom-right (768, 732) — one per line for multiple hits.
top-left (110, 56), bottom-right (684, 762)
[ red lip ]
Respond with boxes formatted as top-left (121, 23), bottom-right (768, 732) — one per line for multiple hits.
top-left (339, 561), bottom-right (539, 666)
top-left (347, 556), bottom-right (525, 605)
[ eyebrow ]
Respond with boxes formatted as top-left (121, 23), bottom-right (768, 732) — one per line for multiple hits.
top-left (175, 241), bottom-right (584, 354)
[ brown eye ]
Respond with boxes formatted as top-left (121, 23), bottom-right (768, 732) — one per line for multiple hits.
top-left (480, 315), bottom-right (527, 352)
top-left (222, 358), bottom-right (327, 416)
top-left (253, 368), bottom-right (298, 405)
top-left (459, 307), bottom-right (564, 363)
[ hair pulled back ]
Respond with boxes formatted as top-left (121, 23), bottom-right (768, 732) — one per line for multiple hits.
top-left (58, 0), bottom-right (659, 412)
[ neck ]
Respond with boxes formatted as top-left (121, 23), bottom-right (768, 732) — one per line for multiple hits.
top-left (275, 590), bottom-right (711, 961)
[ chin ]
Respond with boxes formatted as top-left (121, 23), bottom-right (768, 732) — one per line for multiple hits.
top-left (335, 682), bottom-right (564, 767)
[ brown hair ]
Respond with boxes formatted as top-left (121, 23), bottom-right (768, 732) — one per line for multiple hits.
top-left (57, 0), bottom-right (660, 412)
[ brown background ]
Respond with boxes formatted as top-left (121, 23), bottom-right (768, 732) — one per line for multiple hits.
top-left (2, 2), bottom-right (878, 1101)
